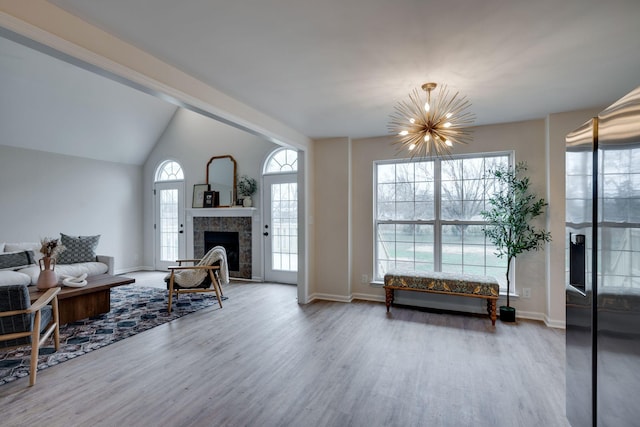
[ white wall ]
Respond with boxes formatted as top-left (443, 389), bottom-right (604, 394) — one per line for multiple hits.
top-left (312, 137), bottom-right (352, 301)
top-left (545, 108), bottom-right (601, 327)
top-left (142, 108), bottom-right (279, 273)
top-left (0, 145), bottom-right (143, 272)
top-left (312, 111), bottom-right (600, 326)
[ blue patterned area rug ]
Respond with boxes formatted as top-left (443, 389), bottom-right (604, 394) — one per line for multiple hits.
top-left (0, 285), bottom-right (226, 386)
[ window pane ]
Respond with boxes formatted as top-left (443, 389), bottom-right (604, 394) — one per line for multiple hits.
top-left (156, 160), bottom-right (184, 182)
top-left (375, 223), bottom-right (434, 278)
top-left (266, 148), bottom-right (298, 173)
top-left (271, 182), bottom-right (298, 272)
top-left (374, 153), bottom-right (511, 287)
top-left (376, 161), bottom-right (434, 221)
top-left (159, 189), bottom-right (179, 261)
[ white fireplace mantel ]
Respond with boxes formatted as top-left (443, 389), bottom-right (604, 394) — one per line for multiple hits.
top-left (186, 207), bottom-right (256, 217)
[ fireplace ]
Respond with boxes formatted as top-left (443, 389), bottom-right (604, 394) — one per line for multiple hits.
top-left (193, 216), bottom-right (252, 279)
top-left (204, 231), bottom-right (239, 271)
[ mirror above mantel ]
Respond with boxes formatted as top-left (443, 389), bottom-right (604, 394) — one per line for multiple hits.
top-left (206, 155), bottom-right (237, 207)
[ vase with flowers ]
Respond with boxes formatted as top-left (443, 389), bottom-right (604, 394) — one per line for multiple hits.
top-left (37, 237), bottom-right (65, 289)
top-left (237, 175), bottom-right (258, 207)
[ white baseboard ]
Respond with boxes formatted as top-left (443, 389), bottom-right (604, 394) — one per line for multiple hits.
top-left (543, 315), bottom-right (566, 329)
top-left (351, 293), bottom-right (384, 303)
top-left (115, 265), bottom-right (153, 275)
top-left (308, 292), bottom-right (353, 303)
top-left (348, 291), bottom-right (563, 328)
top-left (515, 310), bottom-right (546, 323)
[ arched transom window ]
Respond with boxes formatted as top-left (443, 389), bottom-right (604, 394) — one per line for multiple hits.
top-left (155, 160), bottom-right (184, 182)
top-left (264, 148), bottom-right (298, 174)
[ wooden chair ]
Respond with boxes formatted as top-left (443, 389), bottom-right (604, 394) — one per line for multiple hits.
top-left (0, 285), bottom-right (60, 386)
top-left (166, 259), bottom-right (224, 313)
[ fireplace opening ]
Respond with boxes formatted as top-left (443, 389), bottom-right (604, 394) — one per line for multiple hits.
top-left (204, 231), bottom-right (240, 271)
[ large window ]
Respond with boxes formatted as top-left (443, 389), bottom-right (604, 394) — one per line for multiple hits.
top-left (375, 153), bottom-right (511, 287)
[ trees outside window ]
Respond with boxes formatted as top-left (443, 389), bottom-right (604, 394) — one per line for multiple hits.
top-left (374, 152), bottom-right (511, 286)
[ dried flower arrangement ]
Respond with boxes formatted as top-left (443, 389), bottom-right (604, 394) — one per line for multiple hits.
top-left (40, 237), bottom-right (65, 259)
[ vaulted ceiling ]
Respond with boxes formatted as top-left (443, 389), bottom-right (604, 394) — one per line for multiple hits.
top-left (2, 0), bottom-right (640, 163)
top-left (0, 34), bottom-right (177, 165)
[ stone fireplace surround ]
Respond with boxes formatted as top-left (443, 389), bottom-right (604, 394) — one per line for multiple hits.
top-left (186, 208), bottom-right (258, 280)
top-left (194, 217), bottom-right (250, 278)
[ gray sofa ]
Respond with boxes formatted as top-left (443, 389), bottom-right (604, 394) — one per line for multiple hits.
top-left (0, 241), bottom-right (114, 287)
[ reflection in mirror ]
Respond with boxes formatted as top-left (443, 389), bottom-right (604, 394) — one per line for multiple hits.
top-left (206, 155), bottom-right (237, 206)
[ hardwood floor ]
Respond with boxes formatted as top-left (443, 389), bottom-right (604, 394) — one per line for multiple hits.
top-left (0, 278), bottom-right (569, 426)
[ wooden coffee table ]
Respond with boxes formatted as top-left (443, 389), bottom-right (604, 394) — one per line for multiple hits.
top-left (30, 274), bottom-right (135, 324)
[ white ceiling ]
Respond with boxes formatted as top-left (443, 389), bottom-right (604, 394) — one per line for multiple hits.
top-left (2, 0), bottom-right (640, 165)
top-left (47, 0), bottom-right (640, 139)
top-left (0, 35), bottom-right (177, 165)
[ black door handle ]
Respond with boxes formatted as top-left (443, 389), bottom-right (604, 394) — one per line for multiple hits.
top-left (263, 232), bottom-right (269, 236)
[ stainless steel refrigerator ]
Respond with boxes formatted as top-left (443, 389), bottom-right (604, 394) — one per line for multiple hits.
top-left (566, 85), bottom-right (640, 426)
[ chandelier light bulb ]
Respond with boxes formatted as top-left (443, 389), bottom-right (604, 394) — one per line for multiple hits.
top-left (444, 122), bottom-right (452, 128)
top-left (399, 130), bottom-right (409, 136)
top-left (409, 118), bottom-right (416, 124)
top-left (424, 134), bottom-right (430, 142)
top-left (445, 139), bottom-right (453, 147)
top-left (409, 143), bottom-right (416, 150)
top-left (446, 112), bottom-right (452, 119)
top-left (424, 102), bottom-right (430, 112)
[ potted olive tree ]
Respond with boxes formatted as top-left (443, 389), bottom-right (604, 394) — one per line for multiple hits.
top-left (237, 175), bottom-right (258, 207)
top-left (481, 162), bottom-right (551, 322)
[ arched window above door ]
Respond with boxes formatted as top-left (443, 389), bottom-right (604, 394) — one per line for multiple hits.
top-left (155, 160), bottom-right (184, 182)
top-left (264, 148), bottom-right (297, 174)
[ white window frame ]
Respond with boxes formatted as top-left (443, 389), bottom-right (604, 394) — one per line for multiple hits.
top-left (374, 151), bottom-right (513, 289)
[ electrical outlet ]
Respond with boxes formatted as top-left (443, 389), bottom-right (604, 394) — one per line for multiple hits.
top-left (361, 274), bottom-right (368, 283)
top-left (522, 288), bottom-right (531, 299)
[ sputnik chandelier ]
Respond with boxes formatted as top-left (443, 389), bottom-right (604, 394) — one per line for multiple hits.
top-left (389, 82), bottom-right (475, 158)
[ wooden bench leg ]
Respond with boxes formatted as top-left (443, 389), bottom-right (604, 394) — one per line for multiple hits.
top-left (487, 299), bottom-right (497, 326)
top-left (384, 287), bottom-right (394, 312)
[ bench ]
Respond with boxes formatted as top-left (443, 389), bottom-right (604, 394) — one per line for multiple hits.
top-left (383, 270), bottom-right (500, 325)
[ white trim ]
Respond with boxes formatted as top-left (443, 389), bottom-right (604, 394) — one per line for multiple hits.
top-left (185, 207), bottom-right (256, 217)
top-left (308, 293), bottom-right (353, 303)
top-left (352, 293), bottom-right (385, 302)
top-left (543, 315), bottom-right (566, 329)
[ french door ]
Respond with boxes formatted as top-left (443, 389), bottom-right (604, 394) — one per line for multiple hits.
top-left (154, 181), bottom-right (185, 270)
top-left (263, 173), bottom-right (298, 284)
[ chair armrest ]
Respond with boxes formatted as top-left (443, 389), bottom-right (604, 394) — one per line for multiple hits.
top-left (0, 287), bottom-right (60, 317)
top-left (175, 259), bottom-right (200, 266)
top-left (29, 287), bottom-right (61, 312)
top-left (168, 265), bottom-right (220, 271)
top-left (97, 255), bottom-right (114, 275)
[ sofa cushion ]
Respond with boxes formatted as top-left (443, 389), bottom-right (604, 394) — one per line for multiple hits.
top-left (0, 250), bottom-right (34, 271)
top-left (57, 234), bottom-right (100, 264)
top-left (0, 270), bottom-right (32, 286)
top-left (18, 262), bottom-right (108, 286)
top-left (4, 242), bottom-right (41, 260)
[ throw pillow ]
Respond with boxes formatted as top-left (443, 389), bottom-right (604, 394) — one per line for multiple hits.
top-left (0, 250), bottom-right (35, 271)
top-left (57, 234), bottom-right (100, 264)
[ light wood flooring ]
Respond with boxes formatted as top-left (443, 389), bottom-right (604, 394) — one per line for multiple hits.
top-left (0, 273), bottom-right (568, 426)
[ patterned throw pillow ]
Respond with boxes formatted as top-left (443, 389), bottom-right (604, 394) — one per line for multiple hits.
top-left (57, 234), bottom-right (100, 264)
top-left (0, 250), bottom-right (34, 271)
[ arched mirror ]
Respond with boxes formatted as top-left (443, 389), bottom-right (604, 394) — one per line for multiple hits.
top-left (206, 155), bottom-right (237, 207)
